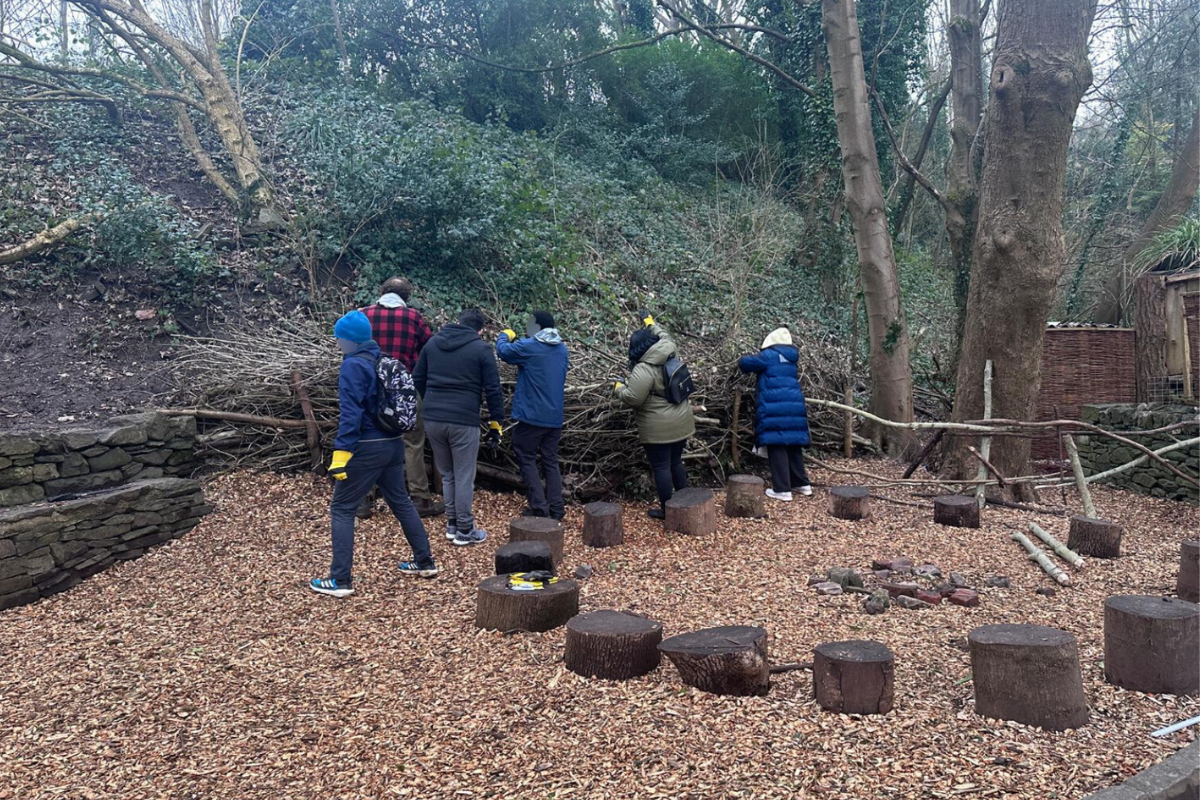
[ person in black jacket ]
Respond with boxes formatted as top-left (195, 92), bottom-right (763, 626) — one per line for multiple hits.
top-left (413, 308), bottom-right (505, 546)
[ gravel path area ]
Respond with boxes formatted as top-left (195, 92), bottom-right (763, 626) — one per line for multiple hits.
top-left (1, 462), bottom-right (1196, 799)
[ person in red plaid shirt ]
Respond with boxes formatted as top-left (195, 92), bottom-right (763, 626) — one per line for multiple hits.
top-left (361, 277), bottom-right (441, 517)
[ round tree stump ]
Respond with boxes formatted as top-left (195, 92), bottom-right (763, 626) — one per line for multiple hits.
top-left (474, 575), bottom-right (579, 633)
top-left (1067, 515), bottom-right (1123, 559)
top-left (829, 486), bottom-right (869, 521)
top-left (724, 474), bottom-right (765, 519)
top-left (508, 517), bottom-right (565, 563)
top-left (582, 502), bottom-right (624, 548)
top-left (664, 488), bottom-right (718, 536)
top-left (812, 640), bottom-right (895, 715)
top-left (968, 623), bottom-right (1089, 731)
top-left (658, 625), bottom-right (769, 696)
top-left (1104, 595), bottom-right (1200, 695)
top-left (565, 610), bottom-right (663, 680)
top-left (494, 541), bottom-right (555, 576)
top-left (1177, 541), bottom-right (1199, 603)
top-left (933, 495), bottom-right (980, 529)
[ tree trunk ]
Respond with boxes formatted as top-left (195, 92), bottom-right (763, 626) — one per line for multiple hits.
top-left (944, 0), bottom-right (1098, 498)
top-left (945, 0), bottom-right (983, 331)
top-left (828, 486), bottom-right (869, 520)
top-left (565, 610), bottom-right (663, 680)
top-left (1094, 107), bottom-right (1200, 324)
top-left (968, 623), bottom-right (1089, 731)
top-left (821, 0), bottom-right (916, 456)
top-left (1103, 595), bottom-right (1199, 696)
top-left (328, 0), bottom-right (352, 86)
top-left (1135, 272), bottom-right (1169, 402)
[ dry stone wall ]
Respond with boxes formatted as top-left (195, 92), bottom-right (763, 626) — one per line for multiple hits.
top-left (1076, 404), bottom-right (1199, 504)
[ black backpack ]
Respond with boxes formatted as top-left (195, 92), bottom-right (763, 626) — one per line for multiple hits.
top-left (661, 354), bottom-right (696, 405)
top-left (357, 352), bottom-right (419, 435)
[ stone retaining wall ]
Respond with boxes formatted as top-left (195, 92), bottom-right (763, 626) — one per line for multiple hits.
top-left (1084, 740), bottom-right (1199, 800)
top-left (0, 413), bottom-right (198, 507)
top-left (1077, 404), bottom-right (1199, 504)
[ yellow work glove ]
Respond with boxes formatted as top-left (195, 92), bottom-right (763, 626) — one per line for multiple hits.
top-left (500, 329), bottom-right (517, 341)
top-left (485, 421), bottom-right (502, 451)
top-left (638, 308), bottom-right (655, 327)
top-left (328, 450), bottom-right (352, 481)
top-left (613, 381), bottom-right (625, 393)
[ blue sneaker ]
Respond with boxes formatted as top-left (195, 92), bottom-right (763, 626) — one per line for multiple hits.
top-left (399, 561), bottom-right (440, 578)
top-left (451, 527), bottom-right (488, 547)
top-left (310, 577), bottom-right (354, 598)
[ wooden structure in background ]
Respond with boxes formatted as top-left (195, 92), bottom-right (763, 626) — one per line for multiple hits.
top-left (1135, 269), bottom-right (1199, 403)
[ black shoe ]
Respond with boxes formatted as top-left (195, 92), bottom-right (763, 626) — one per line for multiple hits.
top-left (521, 507), bottom-right (548, 518)
top-left (647, 507), bottom-right (665, 520)
top-left (549, 510), bottom-right (565, 522)
top-left (356, 501), bottom-right (375, 520)
top-left (414, 498), bottom-right (444, 518)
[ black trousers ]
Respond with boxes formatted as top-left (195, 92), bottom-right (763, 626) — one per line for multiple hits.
top-left (512, 422), bottom-right (564, 518)
top-left (643, 440), bottom-right (688, 507)
top-left (767, 445), bottom-right (810, 493)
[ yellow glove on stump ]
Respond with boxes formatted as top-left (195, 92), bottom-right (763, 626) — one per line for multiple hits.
top-left (500, 329), bottom-right (517, 341)
top-left (328, 450), bottom-right (353, 481)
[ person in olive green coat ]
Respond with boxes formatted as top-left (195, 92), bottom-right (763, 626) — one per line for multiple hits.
top-left (614, 314), bottom-right (696, 519)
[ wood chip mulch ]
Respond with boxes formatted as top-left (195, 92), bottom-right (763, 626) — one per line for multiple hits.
top-left (1, 459), bottom-right (1196, 799)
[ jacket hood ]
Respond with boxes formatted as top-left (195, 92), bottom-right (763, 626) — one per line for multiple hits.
top-left (761, 327), bottom-right (792, 349)
top-left (640, 336), bottom-right (675, 367)
top-left (533, 328), bottom-right (563, 345)
top-left (343, 340), bottom-right (380, 359)
top-left (431, 323), bottom-right (482, 352)
top-left (765, 344), bottom-right (799, 363)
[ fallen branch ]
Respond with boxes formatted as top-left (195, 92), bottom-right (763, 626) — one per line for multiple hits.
top-left (159, 408), bottom-right (319, 429)
top-left (902, 429), bottom-right (945, 479)
top-left (1036, 437), bottom-right (1200, 489)
top-left (0, 216), bottom-right (93, 265)
top-left (290, 371), bottom-right (322, 470)
top-left (769, 662), bottom-right (813, 674)
top-left (1063, 434), bottom-right (1097, 518)
top-left (974, 360), bottom-right (994, 509)
top-left (1010, 531), bottom-right (1071, 586)
top-left (1028, 522), bottom-right (1085, 569)
top-left (967, 445), bottom-right (1006, 488)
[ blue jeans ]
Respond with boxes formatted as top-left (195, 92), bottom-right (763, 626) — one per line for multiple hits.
top-left (330, 438), bottom-right (434, 583)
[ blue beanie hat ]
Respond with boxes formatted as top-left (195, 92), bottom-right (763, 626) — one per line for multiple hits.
top-left (333, 310), bottom-right (372, 344)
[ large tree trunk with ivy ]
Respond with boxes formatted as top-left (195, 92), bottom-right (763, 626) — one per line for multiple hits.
top-left (944, 0), bottom-right (983, 329)
top-left (1093, 106), bottom-right (1200, 324)
top-left (821, 0), bottom-right (916, 456)
top-left (944, 0), bottom-right (1098, 497)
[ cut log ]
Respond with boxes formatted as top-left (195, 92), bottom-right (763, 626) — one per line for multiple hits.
top-left (1178, 541), bottom-right (1200, 603)
top-left (581, 502), bottom-right (624, 548)
top-left (933, 494), bottom-right (980, 528)
top-left (494, 541), bottom-right (555, 576)
top-left (724, 474), bottom-right (765, 518)
top-left (968, 623), bottom-right (1089, 731)
top-left (658, 625), bottom-right (769, 696)
top-left (1104, 595), bottom-right (1200, 695)
top-left (565, 610), bottom-right (663, 680)
top-left (829, 486), bottom-right (869, 520)
top-left (1067, 515), bottom-right (1123, 559)
top-left (664, 488), bottom-right (718, 536)
top-left (508, 516), bottom-right (565, 563)
top-left (812, 640), bottom-right (895, 715)
top-left (474, 575), bottom-right (579, 633)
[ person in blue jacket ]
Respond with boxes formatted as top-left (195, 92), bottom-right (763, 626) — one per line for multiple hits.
top-left (497, 310), bottom-right (571, 520)
top-left (738, 327), bottom-right (812, 502)
top-left (310, 310), bottom-right (438, 598)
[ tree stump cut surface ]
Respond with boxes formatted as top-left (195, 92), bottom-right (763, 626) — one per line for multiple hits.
top-left (664, 488), bottom-right (718, 536)
top-left (724, 474), bottom-right (765, 519)
top-left (565, 610), bottom-right (663, 680)
top-left (474, 575), bottom-right (579, 633)
top-left (582, 502), bottom-right (624, 548)
top-left (494, 541), bottom-right (555, 576)
top-left (508, 517), bottom-right (565, 563)
top-left (658, 625), bottom-right (769, 696)
top-left (933, 495), bottom-right (980, 528)
top-left (1178, 541), bottom-right (1199, 603)
top-left (812, 640), bottom-right (895, 715)
top-left (968, 623), bottom-right (1089, 731)
top-left (829, 486), bottom-right (869, 520)
top-left (1104, 595), bottom-right (1200, 695)
top-left (1067, 515), bottom-right (1123, 559)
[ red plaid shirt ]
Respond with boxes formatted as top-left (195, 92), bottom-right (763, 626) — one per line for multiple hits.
top-left (362, 303), bottom-right (433, 371)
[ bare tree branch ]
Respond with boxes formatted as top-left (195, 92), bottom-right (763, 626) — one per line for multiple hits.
top-left (870, 86), bottom-right (952, 214)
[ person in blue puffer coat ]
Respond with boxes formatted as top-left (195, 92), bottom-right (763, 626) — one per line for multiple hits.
top-left (738, 327), bottom-right (812, 502)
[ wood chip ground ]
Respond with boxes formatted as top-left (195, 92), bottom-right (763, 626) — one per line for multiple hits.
top-left (1, 460), bottom-right (1196, 799)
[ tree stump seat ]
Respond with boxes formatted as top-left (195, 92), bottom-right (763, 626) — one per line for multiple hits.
top-left (665, 488), bottom-right (717, 536)
top-left (474, 575), bottom-right (579, 633)
top-left (829, 486), bottom-right (869, 520)
top-left (1177, 541), bottom-right (1199, 603)
top-left (968, 623), bottom-right (1089, 731)
top-left (494, 541), bottom-right (555, 576)
top-left (658, 625), bottom-right (769, 696)
top-left (1067, 515), bottom-right (1123, 559)
top-left (582, 502), bottom-right (624, 548)
top-left (1104, 595), bottom-right (1199, 695)
top-left (565, 610), bottom-right (663, 680)
top-left (812, 640), bottom-right (895, 715)
top-left (724, 474), bottom-right (766, 518)
top-left (508, 516), bottom-right (565, 563)
top-left (933, 495), bottom-right (980, 528)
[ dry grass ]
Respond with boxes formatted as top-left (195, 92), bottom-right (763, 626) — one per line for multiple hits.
top-left (0, 460), bottom-right (1196, 799)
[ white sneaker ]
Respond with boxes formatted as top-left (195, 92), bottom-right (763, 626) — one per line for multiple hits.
top-left (445, 524), bottom-right (457, 541)
top-left (765, 489), bottom-right (794, 502)
top-left (798, 485), bottom-right (813, 497)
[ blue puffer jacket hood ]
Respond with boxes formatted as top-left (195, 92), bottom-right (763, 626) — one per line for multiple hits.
top-left (738, 344), bottom-right (811, 447)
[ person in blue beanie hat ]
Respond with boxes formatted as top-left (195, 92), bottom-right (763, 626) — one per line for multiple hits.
top-left (310, 310), bottom-right (438, 598)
